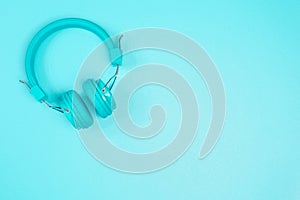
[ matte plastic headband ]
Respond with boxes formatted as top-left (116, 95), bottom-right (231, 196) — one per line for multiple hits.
top-left (25, 18), bottom-right (122, 101)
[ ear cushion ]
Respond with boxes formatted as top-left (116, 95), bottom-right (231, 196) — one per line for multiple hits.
top-left (58, 90), bottom-right (94, 129)
top-left (83, 79), bottom-right (116, 118)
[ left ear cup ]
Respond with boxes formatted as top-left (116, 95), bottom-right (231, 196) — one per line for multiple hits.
top-left (83, 79), bottom-right (116, 118)
top-left (58, 90), bottom-right (94, 129)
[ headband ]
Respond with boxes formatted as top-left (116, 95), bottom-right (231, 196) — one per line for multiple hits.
top-left (24, 18), bottom-right (122, 102)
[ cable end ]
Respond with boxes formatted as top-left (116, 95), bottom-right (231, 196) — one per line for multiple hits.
top-left (19, 80), bottom-right (31, 89)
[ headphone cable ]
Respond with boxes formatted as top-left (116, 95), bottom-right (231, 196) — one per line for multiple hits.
top-left (19, 80), bottom-right (70, 113)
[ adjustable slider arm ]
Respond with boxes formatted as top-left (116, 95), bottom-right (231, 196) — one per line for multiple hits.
top-left (19, 80), bottom-right (69, 113)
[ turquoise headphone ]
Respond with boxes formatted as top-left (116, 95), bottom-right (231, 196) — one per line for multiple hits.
top-left (20, 18), bottom-right (123, 129)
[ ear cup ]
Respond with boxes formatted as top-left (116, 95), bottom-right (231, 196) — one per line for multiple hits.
top-left (58, 90), bottom-right (94, 129)
top-left (83, 79), bottom-right (116, 118)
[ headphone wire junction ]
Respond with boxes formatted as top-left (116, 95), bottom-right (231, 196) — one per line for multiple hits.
top-left (19, 80), bottom-right (70, 114)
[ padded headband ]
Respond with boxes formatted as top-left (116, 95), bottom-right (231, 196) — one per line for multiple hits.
top-left (25, 18), bottom-right (122, 101)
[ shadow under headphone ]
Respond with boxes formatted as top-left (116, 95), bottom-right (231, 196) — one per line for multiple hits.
top-left (20, 18), bottom-right (123, 130)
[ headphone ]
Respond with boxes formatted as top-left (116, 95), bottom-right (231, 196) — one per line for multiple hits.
top-left (20, 18), bottom-right (123, 129)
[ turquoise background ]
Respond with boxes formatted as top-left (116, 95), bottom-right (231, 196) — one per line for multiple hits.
top-left (0, 0), bottom-right (299, 199)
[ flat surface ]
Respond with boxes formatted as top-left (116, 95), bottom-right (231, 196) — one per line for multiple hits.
top-left (0, 0), bottom-right (299, 199)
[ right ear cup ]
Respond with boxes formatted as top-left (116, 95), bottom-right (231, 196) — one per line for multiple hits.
top-left (58, 90), bottom-right (94, 129)
top-left (83, 79), bottom-right (116, 118)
